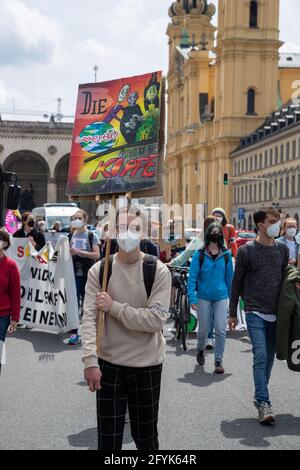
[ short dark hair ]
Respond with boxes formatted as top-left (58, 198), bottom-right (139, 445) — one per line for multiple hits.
top-left (253, 207), bottom-right (280, 228)
top-left (0, 229), bottom-right (11, 250)
top-left (21, 211), bottom-right (32, 224)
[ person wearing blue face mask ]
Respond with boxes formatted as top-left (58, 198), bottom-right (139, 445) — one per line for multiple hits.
top-left (228, 207), bottom-right (290, 425)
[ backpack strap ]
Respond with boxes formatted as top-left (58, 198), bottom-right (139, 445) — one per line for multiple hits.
top-left (68, 232), bottom-right (73, 245)
top-left (143, 254), bottom-right (157, 299)
top-left (199, 249), bottom-right (206, 270)
top-left (99, 255), bottom-right (114, 289)
top-left (88, 231), bottom-right (94, 250)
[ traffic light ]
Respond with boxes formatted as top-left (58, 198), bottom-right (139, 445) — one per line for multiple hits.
top-left (223, 173), bottom-right (229, 186)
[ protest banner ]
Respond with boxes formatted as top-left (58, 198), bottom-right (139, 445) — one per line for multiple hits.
top-left (7, 237), bottom-right (79, 333)
top-left (67, 71), bottom-right (163, 197)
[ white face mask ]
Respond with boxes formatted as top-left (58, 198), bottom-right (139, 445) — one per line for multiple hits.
top-left (74, 219), bottom-right (85, 229)
top-left (266, 222), bottom-right (281, 239)
top-left (40, 224), bottom-right (46, 232)
top-left (215, 216), bottom-right (223, 224)
top-left (117, 231), bottom-right (140, 253)
top-left (286, 228), bottom-right (297, 238)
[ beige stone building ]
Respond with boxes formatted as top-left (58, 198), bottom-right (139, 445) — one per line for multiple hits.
top-left (165, 0), bottom-right (300, 222)
top-left (231, 102), bottom-right (300, 229)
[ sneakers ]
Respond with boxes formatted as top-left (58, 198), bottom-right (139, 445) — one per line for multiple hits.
top-left (68, 334), bottom-right (80, 345)
top-left (256, 402), bottom-right (276, 424)
top-left (214, 361), bottom-right (225, 374)
top-left (206, 338), bottom-right (214, 350)
top-left (197, 350), bottom-right (205, 366)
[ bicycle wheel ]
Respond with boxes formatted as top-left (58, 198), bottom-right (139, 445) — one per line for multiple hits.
top-left (180, 293), bottom-right (189, 351)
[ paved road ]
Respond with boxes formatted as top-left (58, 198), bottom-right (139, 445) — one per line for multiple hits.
top-left (1, 324), bottom-right (300, 450)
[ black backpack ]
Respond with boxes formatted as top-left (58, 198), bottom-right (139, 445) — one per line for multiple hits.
top-left (99, 254), bottom-right (157, 299)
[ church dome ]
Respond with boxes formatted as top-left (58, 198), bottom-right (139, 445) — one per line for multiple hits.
top-left (169, 0), bottom-right (216, 18)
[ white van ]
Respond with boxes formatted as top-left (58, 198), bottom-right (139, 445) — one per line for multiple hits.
top-left (32, 203), bottom-right (79, 230)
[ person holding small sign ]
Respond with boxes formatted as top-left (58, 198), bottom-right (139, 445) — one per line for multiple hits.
top-left (82, 205), bottom-right (171, 450)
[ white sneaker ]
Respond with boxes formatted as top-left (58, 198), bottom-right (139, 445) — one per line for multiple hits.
top-left (205, 338), bottom-right (214, 350)
top-left (257, 403), bottom-right (276, 424)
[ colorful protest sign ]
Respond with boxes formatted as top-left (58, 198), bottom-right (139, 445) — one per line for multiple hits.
top-left (67, 71), bottom-right (163, 196)
top-left (5, 210), bottom-right (21, 234)
top-left (7, 237), bottom-right (79, 333)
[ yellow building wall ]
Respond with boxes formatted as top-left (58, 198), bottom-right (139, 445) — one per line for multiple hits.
top-left (279, 68), bottom-right (300, 105)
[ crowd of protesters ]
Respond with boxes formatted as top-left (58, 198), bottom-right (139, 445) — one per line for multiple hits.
top-left (1, 203), bottom-right (300, 449)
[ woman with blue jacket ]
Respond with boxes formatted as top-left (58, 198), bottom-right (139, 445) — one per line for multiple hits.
top-left (188, 222), bottom-right (233, 374)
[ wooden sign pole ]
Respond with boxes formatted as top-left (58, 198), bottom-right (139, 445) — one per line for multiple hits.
top-left (96, 193), bottom-right (116, 356)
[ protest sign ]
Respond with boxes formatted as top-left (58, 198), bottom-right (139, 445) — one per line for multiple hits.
top-left (7, 237), bottom-right (79, 333)
top-left (67, 71), bottom-right (163, 197)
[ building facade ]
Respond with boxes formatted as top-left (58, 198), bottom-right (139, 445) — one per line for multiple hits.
top-left (0, 120), bottom-right (73, 209)
top-left (231, 102), bottom-right (300, 229)
top-left (165, 0), bottom-right (300, 221)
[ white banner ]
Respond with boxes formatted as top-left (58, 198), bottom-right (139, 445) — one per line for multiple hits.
top-left (7, 237), bottom-right (79, 333)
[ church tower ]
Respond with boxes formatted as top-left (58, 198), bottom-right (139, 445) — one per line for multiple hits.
top-left (215, 0), bottom-right (282, 133)
top-left (165, 0), bottom-right (282, 221)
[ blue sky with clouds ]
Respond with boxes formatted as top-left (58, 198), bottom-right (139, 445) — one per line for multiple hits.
top-left (0, 0), bottom-right (299, 119)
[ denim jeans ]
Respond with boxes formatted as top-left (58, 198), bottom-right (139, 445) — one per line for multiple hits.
top-left (246, 312), bottom-right (276, 406)
top-left (0, 315), bottom-right (10, 342)
top-left (197, 299), bottom-right (228, 362)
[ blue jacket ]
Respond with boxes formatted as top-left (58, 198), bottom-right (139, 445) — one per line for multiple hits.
top-left (188, 249), bottom-right (234, 305)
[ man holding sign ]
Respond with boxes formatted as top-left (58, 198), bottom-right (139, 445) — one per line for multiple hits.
top-left (82, 205), bottom-right (171, 450)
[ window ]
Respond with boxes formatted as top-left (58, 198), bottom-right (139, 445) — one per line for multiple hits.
top-left (238, 161), bottom-right (241, 174)
top-left (242, 160), bottom-right (245, 173)
top-left (246, 158), bottom-right (249, 173)
top-left (270, 149), bottom-right (273, 166)
top-left (292, 140), bottom-right (297, 160)
top-left (275, 147), bottom-right (278, 165)
top-left (250, 1), bottom-right (258, 28)
top-left (264, 151), bottom-right (268, 167)
top-left (254, 154), bottom-right (258, 170)
top-left (298, 175), bottom-right (300, 196)
top-left (280, 178), bottom-right (283, 199)
top-left (274, 179), bottom-right (278, 199)
top-left (260, 153), bottom-right (263, 169)
top-left (286, 142), bottom-right (290, 161)
top-left (264, 182), bottom-right (268, 201)
top-left (292, 175), bottom-right (296, 197)
top-left (250, 156), bottom-right (253, 172)
top-left (280, 145), bottom-right (284, 163)
top-left (258, 183), bottom-right (262, 201)
top-left (247, 88), bottom-right (256, 115)
top-left (241, 187), bottom-right (244, 203)
top-left (238, 188), bottom-right (240, 203)
top-left (286, 177), bottom-right (289, 198)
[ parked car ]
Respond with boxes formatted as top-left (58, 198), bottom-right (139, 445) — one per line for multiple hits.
top-left (235, 229), bottom-right (257, 248)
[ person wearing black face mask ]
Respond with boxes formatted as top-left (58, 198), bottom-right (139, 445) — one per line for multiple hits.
top-left (188, 222), bottom-right (233, 374)
top-left (13, 212), bottom-right (46, 251)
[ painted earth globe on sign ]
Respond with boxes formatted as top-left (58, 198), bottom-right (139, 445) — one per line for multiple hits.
top-left (79, 121), bottom-right (118, 154)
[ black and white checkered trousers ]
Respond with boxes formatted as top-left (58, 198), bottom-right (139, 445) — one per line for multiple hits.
top-left (97, 358), bottom-right (163, 450)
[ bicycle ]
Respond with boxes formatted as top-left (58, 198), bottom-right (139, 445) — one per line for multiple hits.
top-left (168, 267), bottom-right (191, 351)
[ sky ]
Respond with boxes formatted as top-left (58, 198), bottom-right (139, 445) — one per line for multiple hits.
top-left (0, 0), bottom-right (299, 121)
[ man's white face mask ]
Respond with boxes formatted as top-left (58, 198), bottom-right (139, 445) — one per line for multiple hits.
top-left (117, 230), bottom-right (140, 253)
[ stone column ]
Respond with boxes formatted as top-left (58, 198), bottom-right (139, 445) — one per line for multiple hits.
top-left (47, 178), bottom-right (57, 203)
